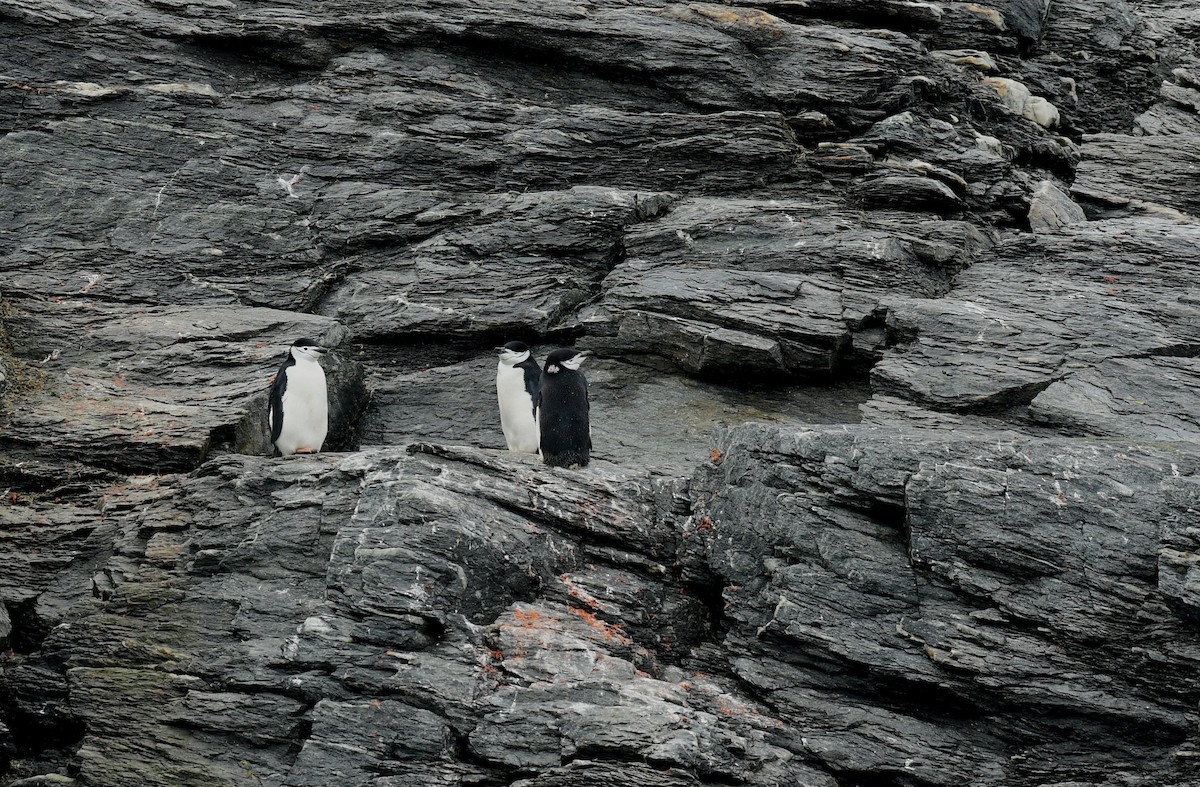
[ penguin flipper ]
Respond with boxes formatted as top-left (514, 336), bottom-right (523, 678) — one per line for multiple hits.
top-left (268, 363), bottom-right (289, 444)
top-left (521, 358), bottom-right (541, 409)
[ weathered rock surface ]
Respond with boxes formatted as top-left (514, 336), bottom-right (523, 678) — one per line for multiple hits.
top-left (3, 0), bottom-right (1200, 785)
top-left (1073, 133), bottom-right (1200, 214)
top-left (577, 198), bottom-right (990, 378)
top-left (4, 433), bottom-right (1199, 786)
top-left (0, 304), bottom-right (369, 473)
top-left (693, 424), bottom-right (1200, 786)
top-left (873, 217), bottom-right (1200, 415)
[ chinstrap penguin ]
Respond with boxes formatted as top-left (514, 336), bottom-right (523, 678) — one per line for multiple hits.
top-left (536, 347), bottom-right (590, 468)
top-left (496, 340), bottom-right (541, 453)
top-left (269, 338), bottom-right (329, 456)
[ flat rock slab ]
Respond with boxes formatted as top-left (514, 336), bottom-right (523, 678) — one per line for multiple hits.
top-left (314, 187), bottom-right (676, 339)
top-left (0, 304), bottom-right (366, 473)
top-left (741, 0), bottom-right (1052, 52)
top-left (357, 345), bottom-right (870, 475)
top-left (578, 197), bottom-right (990, 377)
top-left (873, 216), bottom-right (1200, 417)
top-left (1073, 133), bottom-right (1200, 215)
top-left (1030, 356), bottom-right (1200, 441)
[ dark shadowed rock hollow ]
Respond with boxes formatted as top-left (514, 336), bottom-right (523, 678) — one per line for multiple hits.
top-left (2, 1), bottom-right (1200, 785)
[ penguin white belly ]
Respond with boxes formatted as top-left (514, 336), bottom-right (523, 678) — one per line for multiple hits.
top-left (497, 362), bottom-right (539, 453)
top-left (275, 362), bottom-right (328, 455)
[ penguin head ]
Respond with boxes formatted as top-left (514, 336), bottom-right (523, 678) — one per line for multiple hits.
top-left (543, 348), bottom-right (588, 374)
top-left (496, 340), bottom-right (532, 366)
top-left (290, 338), bottom-right (327, 363)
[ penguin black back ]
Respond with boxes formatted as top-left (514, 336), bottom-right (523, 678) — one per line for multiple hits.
top-left (268, 350), bottom-right (298, 445)
top-left (537, 348), bottom-right (590, 468)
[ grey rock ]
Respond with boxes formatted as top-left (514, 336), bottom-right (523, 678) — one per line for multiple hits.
top-left (577, 197), bottom-right (990, 378)
top-left (0, 304), bottom-right (367, 472)
top-left (690, 422), bottom-right (1200, 785)
top-left (1028, 179), bottom-right (1087, 231)
top-left (854, 173), bottom-right (967, 213)
top-left (1030, 0), bottom-right (1162, 132)
top-left (285, 700), bottom-right (454, 785)
top-left (1135, 100), bottom-right (1200, 136)
top-left (358, 347), bottom-right (869, 475)
top-left (1160, 478), bottom-right (1200, 622)
top-left (314, 187), bottom-right (677, 339)
top-left (873, 217), bottom-right (1200, 413)
top-left (6, 422), bottom-right (1196, 786)
top-left (1073, 133), bottom-right (1200, 215)
top-left (0, 447), bottom-right (824, 785)
top-left (741, 0), bottom-right (1051, 52)
top-left (1029, 357), bottom-right (1200, 440)
top-left (3, 0), bottom-right (1200, 785)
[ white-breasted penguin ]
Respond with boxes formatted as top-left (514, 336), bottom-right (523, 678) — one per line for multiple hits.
top-left (496, 340), bottom-right (541, 453)
top-left (536, 347), bottom-right (590, 468)
top-left (268, 338), bottom-right (329, 456)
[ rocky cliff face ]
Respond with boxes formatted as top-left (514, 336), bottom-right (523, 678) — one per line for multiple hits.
top-left (2, 1), bottom-right (1200, 785)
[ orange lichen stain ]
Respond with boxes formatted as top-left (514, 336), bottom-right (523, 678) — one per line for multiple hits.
top-left (479, 646), bottom-right (505, 679)
top-left (560, 574), bottom-right (601, 610)
top-left (708, 447), bottom-right (722, 464)
top-left (714, 697), bottom-right (752, 717)
top-left (569, 607), bottom-right (632, 645)
top-left (512, 607), bottom-right (547, 627)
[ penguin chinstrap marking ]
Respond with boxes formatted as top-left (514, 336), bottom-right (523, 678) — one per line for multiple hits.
top-left (269, 338), bottom-right (329, 456)
top-left (496, 341), bottom-right (541, 453)
top-left (536, 348), bottom-right (591, 468)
